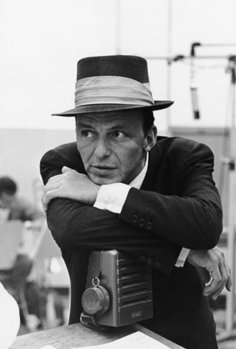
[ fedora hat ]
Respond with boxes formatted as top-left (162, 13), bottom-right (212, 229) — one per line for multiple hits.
top-left (52, 55), bottom-right (173, 116)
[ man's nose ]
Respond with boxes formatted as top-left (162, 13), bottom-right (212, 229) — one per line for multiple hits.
top-left (94, 138), bottom-right (111, 158)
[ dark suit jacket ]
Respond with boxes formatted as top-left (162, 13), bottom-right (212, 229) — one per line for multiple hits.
top-left (40, 136), bottom-right (222, 349)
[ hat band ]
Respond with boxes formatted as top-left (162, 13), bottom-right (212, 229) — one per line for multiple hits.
top-left (74, 76), bottom-right (154, 107)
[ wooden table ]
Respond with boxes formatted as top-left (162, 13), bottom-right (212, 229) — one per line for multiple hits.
top-left (10, 323), bottom-right (185, 349)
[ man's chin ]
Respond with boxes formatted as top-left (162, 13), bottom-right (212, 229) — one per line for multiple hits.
top-left (88, 174), bottom-right (118, 185)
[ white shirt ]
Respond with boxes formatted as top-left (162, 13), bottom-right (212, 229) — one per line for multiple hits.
top-left (0, 283), bottom-right (20, 349)
top-left (94, 154), bottom-right (189, 267)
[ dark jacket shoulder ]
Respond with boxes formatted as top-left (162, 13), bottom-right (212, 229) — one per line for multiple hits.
top-left (146, 136), bottom-right (214, 184)
top-left (40, 142), bottom-right (84, 184)
top-left (155, 136), bottom-right (213, 160)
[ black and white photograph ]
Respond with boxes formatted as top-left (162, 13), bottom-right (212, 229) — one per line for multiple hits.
top-left (0, 1), bottom-right (236, 348)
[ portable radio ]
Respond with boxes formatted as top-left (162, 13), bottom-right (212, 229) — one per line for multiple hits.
top-left (80, 250), bottom-right (153, 328)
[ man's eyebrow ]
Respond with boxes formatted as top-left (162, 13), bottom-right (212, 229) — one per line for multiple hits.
top-left (77, 122), bottom-right (127, 130)
top-left (109, 124), bottom-right (127, 130)
top-left (77, 122), bottom-right (93, 128)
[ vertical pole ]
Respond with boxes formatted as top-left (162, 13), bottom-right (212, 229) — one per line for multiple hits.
top-left (225, 57), bottom-right (236, 333)
top-left (166, 0), bottom-right (173, 134)
top-left (226, 158), bottom-right (236, 332)
top-left (115, 0), bottom-right (121, 54)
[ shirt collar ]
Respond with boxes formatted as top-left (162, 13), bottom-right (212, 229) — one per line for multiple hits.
top-left (129, 153), bottom-right (149, 189)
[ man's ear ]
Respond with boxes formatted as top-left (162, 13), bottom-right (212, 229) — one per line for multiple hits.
top-left (144, 125), bottom-right (157, 152)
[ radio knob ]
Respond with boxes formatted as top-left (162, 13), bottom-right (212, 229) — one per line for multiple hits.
top-left (82, 286), bottom-right (110, 316)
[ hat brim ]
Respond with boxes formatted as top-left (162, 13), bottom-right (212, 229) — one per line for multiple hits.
top-left (52, 100), bottom-right (174, 116)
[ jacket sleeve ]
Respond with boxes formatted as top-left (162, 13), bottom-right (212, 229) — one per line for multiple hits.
top-left (40, 147), bottom-right (181, 274)
top-left (120, 141), bottom-right (222, 250)
top-left (40, 140), bottom-right (222, 273)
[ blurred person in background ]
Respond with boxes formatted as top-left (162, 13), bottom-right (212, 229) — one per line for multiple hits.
top-left (0, 176), bottom-right (43, 223)
top-left (0, 176), bottom-right (45, 332)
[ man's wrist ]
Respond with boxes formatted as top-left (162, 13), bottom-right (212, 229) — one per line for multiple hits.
top-left (89, 184), bottom-right (100, 204)
top-left (94, 183), bottom-right (131, 213)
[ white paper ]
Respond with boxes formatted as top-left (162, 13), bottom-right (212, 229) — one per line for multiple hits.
top-left (71, 331), bottom-right (172, 349)
top-left (0, 283), bottom-right (20, 349)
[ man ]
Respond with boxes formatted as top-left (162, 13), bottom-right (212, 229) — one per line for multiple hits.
top-left (41, 55), bottom-right (231, 349)
top-left (0, 176), bottom-right (44, 330)
top-left (0, 176), bottom-right (43, 223)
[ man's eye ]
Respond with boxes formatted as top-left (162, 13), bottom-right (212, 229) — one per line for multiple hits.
top-left (81, 130), bottom-right (94, 138)
top-left (112, 131), bottom-right (126, 139)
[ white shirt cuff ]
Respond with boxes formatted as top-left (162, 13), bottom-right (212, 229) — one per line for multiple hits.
top-left (94, 184), bottom-right (190, 267)
top-left (175, 248), bottom-right (190, 267)
top-left (94, 183), bottom-right (131, 214)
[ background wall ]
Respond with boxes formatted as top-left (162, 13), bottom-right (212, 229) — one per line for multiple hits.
top-left (0, 128), bottom-right (75, 201)
top-left (1, 0), bottom-right (236, 130)
top-left (1, 0), bottom-right (236, 213)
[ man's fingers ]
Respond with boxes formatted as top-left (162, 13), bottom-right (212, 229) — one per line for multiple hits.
top-left (45, 182), bottom-right (59, 191)
top-left (188, 247), bottom-right (232, 299)
top-left (42, 193), bottom-right (49, 211)
top-left (42, 191), bottom-right (54, 211)
top-left (204, 280), bottom-right (223, 299)
top-left (48, 174), bottom-right (62, 182)
top-left (46, 170), bottom-right (74, 189)
top-left (62, 166), bottom-right (75, 173)
top-left (223, 257), bottom-right (232, 292)
top-left (203, 252), bottom-right (232, 299)
top-left (203, 268), bottom-right (222, 297)
top-left (42, 169), bottom-right (82, 211)
top-left (45, 175), bottom-right (65, 192)
top-left (47, 175), bottom-right (62, 186)
top-left (203, 250), bottom-right (222, 297)
top-left (226, 270), bottom-right (232, 292)
top-left (211, 263), bottom-right (227, 300)
top-left (42, 188), bottom-right (60, 211)
top-left (216, 252), bottom-right (232, 294)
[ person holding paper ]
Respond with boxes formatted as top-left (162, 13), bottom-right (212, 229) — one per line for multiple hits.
top-left (0, 176), bottom-right (44, 331)
top-left (40, 55), bottom-right (231, 349)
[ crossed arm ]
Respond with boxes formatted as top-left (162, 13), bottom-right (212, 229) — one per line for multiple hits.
top-left (40, 144), bottom-right (232, 299)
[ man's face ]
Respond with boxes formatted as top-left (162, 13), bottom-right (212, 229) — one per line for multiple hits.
top-left (76, 109), bottom-right (156, 185)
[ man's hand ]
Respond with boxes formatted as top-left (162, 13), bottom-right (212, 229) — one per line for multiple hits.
top-left (187, 247), bottom-right (232, 300)
top-left (42, 166), bottom-right (99, 210)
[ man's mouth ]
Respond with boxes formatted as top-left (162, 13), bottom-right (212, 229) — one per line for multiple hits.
top-left (92, 165), bottom-right (115, 170)
top-left (90, 165), bottom-right (116, 175)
